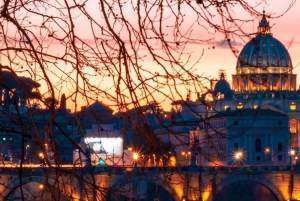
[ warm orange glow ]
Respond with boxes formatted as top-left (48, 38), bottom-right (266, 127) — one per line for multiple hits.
top-left (205, 93), bottom-right (213, 102)
top-left (169, 156), bottom-right (176, 166)
top-left (133, 152), bottom-right (139, 160)
top-left (39, 184), bottom-right (44, 189)
top-left (265, 147), bottom-right (270, 153)
top-left (234, 151), bottom-right (243, 160)
top-left (128, 147), bottom-right (132, 152)
top-left (290, 149), bottom-right (296, 156)
top-left (38, 152), bottom-right (44, 159)
top-left (290, 119), bottom-right (298, 133)
top-left (290, 102), bottom-right (297, 110)
top-left (237, 102), bottom-right (243, 109)
top-left (202, 186), bottom-right (211, 201)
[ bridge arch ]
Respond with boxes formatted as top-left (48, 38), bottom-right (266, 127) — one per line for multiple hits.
top-left (3, 175), bottom-right (72, 201)
top-left (106, 173), bottom-right (179, 201)
top-left (209, 175), bottom-right (285, 201)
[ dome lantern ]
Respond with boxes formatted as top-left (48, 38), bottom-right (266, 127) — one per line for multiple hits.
top-left (258, 10), bottom-right (271, 34)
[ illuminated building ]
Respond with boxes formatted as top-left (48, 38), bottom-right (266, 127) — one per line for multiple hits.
top-left (174, 11), bottom-right (300, 166)
top-left (74, 123), bottom-right (129, 166)
top-left (192, 109), bottom-right (289, 166)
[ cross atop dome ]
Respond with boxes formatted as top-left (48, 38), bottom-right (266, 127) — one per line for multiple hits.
top-left (258, 10), bottom-right (271, 34)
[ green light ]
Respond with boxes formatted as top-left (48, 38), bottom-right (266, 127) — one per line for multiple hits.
top-left (99, 158), bottom-right (105, 166)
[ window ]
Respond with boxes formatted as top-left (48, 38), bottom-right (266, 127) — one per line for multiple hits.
top-left (224, 105), bottom-right (229, 110)
top-left (278, 143), bottom-right (283, 152)
top-left (234, 143), bottom-right (238, 151)
top-left (290, 120), bottom-right (297, 133)
top-left (278, 155), bottom-right (282, 161)
top-left (278, 121), bottom-right (282, 126)
top-left (256, 156), bottom-right (261, 161)
top-left (255, 138), bottom-right (262, 152)
top-left (237, 102), bottom-right (243, 109)
top-left (290, 102), bottom-right (297, 110)
top-left (253, 105), bottom-right (258, 109)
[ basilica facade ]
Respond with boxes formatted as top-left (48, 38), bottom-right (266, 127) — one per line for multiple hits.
top-left (174, 11), bottom-right (300, 166)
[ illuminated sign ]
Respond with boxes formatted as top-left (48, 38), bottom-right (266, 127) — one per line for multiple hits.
top-left (84, 137), bottom-right (123, 155)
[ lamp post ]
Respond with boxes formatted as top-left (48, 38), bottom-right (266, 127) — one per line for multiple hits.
top-left (289, 147), bottom-right (299, 165)
top-left (133, 152), bottom-right (139, 166)
top-left (233, 150), bottom-right (244, 167)
top-left (25, 145), bottom-right (29, 163)
top-left (38, 152), bottom-right (45, 167)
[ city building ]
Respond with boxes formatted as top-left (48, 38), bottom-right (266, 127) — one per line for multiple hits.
top-left (173, 11), bottom-right (300, 166)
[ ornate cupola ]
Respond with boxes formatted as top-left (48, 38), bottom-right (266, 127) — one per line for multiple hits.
top-left (232, 10), bottom-right (296, 92)
top-left (258, 10), bottom-right (271, 34)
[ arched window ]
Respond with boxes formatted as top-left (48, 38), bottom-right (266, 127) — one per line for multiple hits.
top-left (290, 119), bottom-right (298, 133)
top-left (255, 138), bottom-right (262, 152)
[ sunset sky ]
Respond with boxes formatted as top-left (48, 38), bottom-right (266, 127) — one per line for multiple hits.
top-left (2, 0), bottom-right (300, 112)
top-left (58, 0), bottom-right (300, 111)
top-left (189, 1), bottom-right (300, 86)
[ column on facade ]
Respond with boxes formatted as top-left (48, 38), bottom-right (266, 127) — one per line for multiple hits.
top-left (292, 75), bottom-right (296, 90)
top-left (247, 134), bottom-right (251, 163)
top-left (267, 133), bottom-right (271, 162)
top-left (257, 75), bottom-right (260, 91)
top-left (258, 75), bottom-right (261, 90)
top-left (269, 75), bottom-right (273, 91)
top-left (280, 74), bottom-right (283, 90)
top-left (246, 74), bottom-right (249, 91)
top-left (269, 133), bottom-right (273, 162)
top-left (289, 75), bottom-right (292, 91)
top-left (297, 121), bottom-right (300, 148)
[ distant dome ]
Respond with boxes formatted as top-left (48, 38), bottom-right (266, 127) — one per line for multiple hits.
top-left (232, 11), bottom-right (296, 92)
top-left (237, 34), bottom-right (292, 68)
top-left (236, 10), bottom-right (292, 69)
top-left (213, 72), bottom-right (231, 96)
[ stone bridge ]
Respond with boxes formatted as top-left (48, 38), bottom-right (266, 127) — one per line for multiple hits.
top-left (0, 165), bottom-right (299, 201)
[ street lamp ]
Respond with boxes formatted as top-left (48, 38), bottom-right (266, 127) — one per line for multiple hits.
top-left (39, 184), bottom-right (44, 190)
top-left (38, 152), bottom-right (45, 167)
top-left (265, 147), bottom-right (270, 154)
top-left (234, 151), bottom-right (243, 160)
top-left (133, 152), bottom-right (139, 160)
top-left (290, 149), bottom-right (296, 156)
top-left (133, 152), bottom-right (139, 166)
top-left (25, 145), bottom-right (30, 163)
top-left (233, 151), bottom-right (244, 165)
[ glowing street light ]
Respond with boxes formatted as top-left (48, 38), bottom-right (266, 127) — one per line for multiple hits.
top-left (25, 145), bottom-right (30, 163)
top-left (38, 152), bottom-right (44, 159)
top-left (290, 149), bottom-right (296, 156)
top-left (38, 152), bottom-right (45, 167)
top-left (234, 151), bottom-right (243, 160)
top-left (133, 152), bottom-right (139, 160)
top-left (39, 184), bottom-right (44, 190)
top-left (132, 152), bottom-right (139, 166)
top-left (265, 147), bottom-right (270, 154)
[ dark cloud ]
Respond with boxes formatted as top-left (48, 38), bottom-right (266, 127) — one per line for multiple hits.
top-left (214, 40), bottom-right (244, 48)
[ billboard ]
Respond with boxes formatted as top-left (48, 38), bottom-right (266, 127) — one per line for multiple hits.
top-left (84, 137), bottom-right (122, 155)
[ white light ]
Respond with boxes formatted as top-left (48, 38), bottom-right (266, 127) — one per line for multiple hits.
top-left (291, 149), bottom-right (296, 156)
top-left (234, 151), bottom-right (243, 160)
top-left (84, 137), bottom-right (123, 155)
top-left (133, 152), bottom-right (139, 160)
